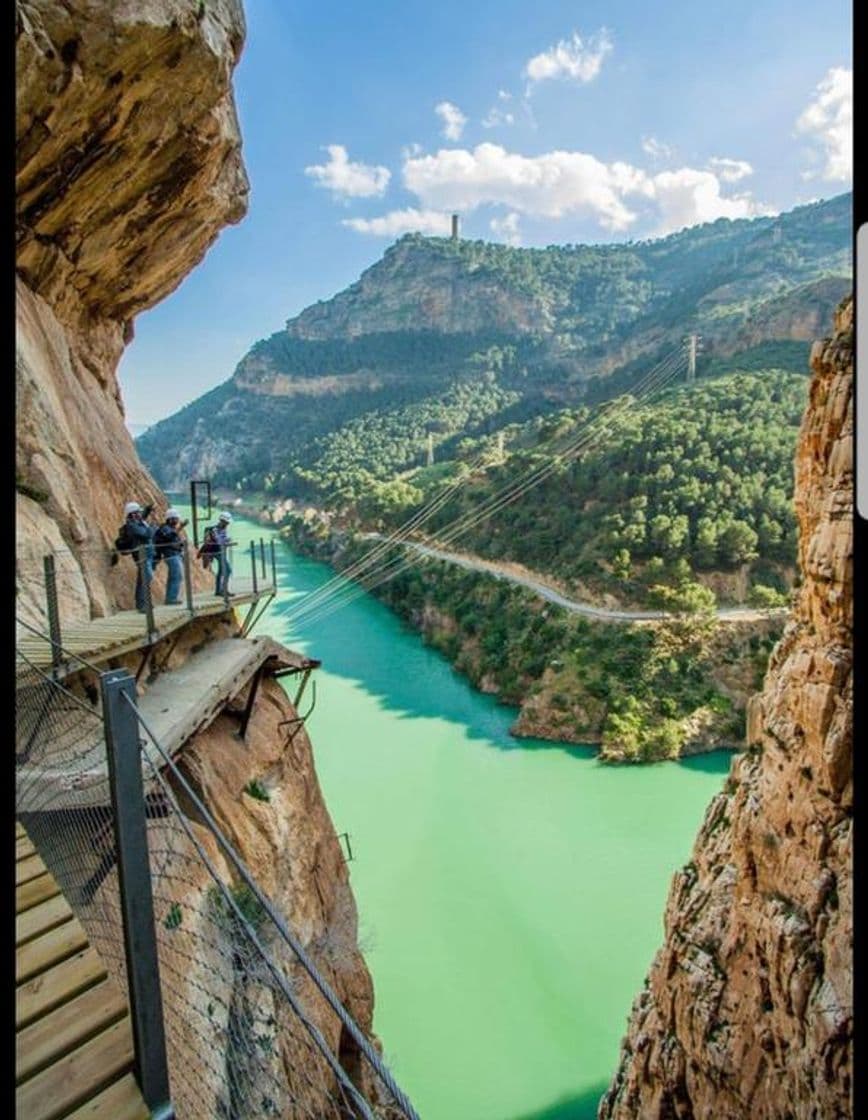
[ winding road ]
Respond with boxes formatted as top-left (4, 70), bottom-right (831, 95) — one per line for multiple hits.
top-left (385, 537), bottom-right (788, 625)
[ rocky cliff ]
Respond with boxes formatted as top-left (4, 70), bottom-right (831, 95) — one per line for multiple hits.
top-left (16, 3), bottom-right (391, 1115)
top-left (16, 0), bottom-right (248, 623)
top-left (599, 297), bottom-right (852, 1118)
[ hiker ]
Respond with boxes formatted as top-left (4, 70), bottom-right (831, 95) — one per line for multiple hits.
top-left (153, 508), bottom-right (188, 605)
top-left (212, 511), bottom-right (234, 597)
top-left (115, 501), bottom-right (156, 612)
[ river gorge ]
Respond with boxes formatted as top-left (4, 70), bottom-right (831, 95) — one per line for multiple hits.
top-left (222, 510), bottom-right (730, 1119)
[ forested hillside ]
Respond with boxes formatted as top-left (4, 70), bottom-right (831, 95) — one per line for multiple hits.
top-left (137, 193), bottom-right (850, 493)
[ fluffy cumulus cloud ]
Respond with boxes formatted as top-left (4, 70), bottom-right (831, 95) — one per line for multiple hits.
top-left (341, 208), bottom-right (453, 237)
top-left (796, 67), bottom-right (852, 181)
top-left (403, 142), bottom-right (641, 231)
top-left (399, 142), bottom-right (772, 235)
top-left (649, 168), bottom-right (773, 234)
top-left (490, 211), bottom-right (521, 246)
top-left (304, 145), bottom-right (390, 199)
top-left (435, 101), bottom-right (467, 141)
top-left (524, 29), bottom-right (612, 88)
top-left (707, 157), bottom-right (753, 183)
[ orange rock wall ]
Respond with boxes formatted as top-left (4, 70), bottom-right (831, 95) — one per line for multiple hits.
top-left (599, 298), bottom-right (853, 1118)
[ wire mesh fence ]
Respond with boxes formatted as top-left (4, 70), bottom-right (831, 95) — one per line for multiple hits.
top-left (16, 637), bottom-right (418, 1120)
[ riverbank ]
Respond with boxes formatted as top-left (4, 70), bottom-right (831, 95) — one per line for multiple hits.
top-left (280, 516), bottom-right (785, 763)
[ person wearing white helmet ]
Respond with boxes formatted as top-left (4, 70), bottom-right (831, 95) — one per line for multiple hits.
top-left (212, 511), bottom-right (235, 597)
top-left (153, 508), bottom-right (189, 605)
top-left (114, 499), bottom-right (156, 611)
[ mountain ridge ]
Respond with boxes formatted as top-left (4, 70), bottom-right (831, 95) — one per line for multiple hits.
top-left (137, 192), bottom-right (851, 493)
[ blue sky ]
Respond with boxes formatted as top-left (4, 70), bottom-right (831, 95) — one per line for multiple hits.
top-left (119, 0), bottom-right (851, 428)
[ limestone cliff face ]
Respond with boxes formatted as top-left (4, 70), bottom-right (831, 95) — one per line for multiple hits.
top-left (16, 0), bottom-right (248, 623)
top-left (16, 4), bottom-right (391, 1115)
top-left (283, 236), bottom-right (553, 341)
top-left (599, 298), bottom-right (852, 1118)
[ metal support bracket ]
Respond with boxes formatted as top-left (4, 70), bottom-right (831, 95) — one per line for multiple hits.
top-left (277, 679), bottom-right (317, 746)
top-left (338, 832), bottom-right (354, 863)
top-left (235, 664), bottom-right (265, 741)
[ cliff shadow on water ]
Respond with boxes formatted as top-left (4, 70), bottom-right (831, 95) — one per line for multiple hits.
top-left (506, 1085), bottom-right (610, 1120)
top-left (257, 532), bottom-right (736, 771)
top-left (258, 537), bottom-right (675, 765)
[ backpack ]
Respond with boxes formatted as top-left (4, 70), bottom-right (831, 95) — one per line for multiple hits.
top-left (153, 524), bottom-right (177, 562)
top-left (114, 522), bottom-right (135, 554)
top-left (197, 526), bottom-right (221, 569)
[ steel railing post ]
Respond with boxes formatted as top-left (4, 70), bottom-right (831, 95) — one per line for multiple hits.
top-left (43, 554), bottom-right (63, 674)
top-left (183, 541), bottom-right (194, 617)
top-left (259, 538), bottom-right (267, 582)
top-left (100, 670), bottom-right (174, 1118)
top-left (250, 540), bottom-right (258, 596)
top-left (138, 547), bottom-right (157, 643)
top-left (270, 538), bottom-right (278, 591)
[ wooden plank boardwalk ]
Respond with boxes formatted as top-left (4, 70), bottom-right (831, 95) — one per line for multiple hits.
top-left (16, 637), bottom-right (315, 812)
top-left (16, 579), bottom-right (275, 680)
top-left (16, 822), bottom-right (148, 1120)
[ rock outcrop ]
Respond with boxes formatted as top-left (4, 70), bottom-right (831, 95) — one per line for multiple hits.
top-left (16, 0), bottom-right (249, 622)
top-left (599, 297), bottom-right (852, 1118)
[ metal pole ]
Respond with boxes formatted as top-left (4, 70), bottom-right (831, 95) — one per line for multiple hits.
top-left (221, 544), bottom-right (230, 608)
top-left (259, 538), bottom-right (267, 582)
top-left (270, 538), bottom-right (277, 591)
top-left (189, 481), bottom-right (199, 548)
top-left (138, 547), bottom-right (156, 643)
top-left (250, 540), bottom-right (258, 595)
top-left (43, 555), bottom-right (63, 674)
top-left (100, 671), bottom-right (174, 1118)
top-left (183, 541), bottom-right (194, 617)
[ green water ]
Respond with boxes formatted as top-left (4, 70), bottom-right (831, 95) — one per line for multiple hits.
top-left (224, 513), bottom-right (730, 1120)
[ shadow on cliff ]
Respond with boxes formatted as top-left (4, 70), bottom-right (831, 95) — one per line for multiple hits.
top-left (505, 1083), bottom-right (608, 1120)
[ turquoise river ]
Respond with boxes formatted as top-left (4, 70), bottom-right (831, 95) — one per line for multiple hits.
top-left (228, 512), bottom-right (730, 1120)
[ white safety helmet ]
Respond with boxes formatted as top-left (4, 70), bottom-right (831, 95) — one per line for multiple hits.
top-left (124, 501), bottom-right (142, 516)
top-left (165, 508), bottom-right (181, 520)
top-left (217, 511), bottom-right (233, 524)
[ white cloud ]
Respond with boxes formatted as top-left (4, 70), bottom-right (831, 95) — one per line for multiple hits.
top-left (524, 29), bottom-right (612, 89)
top-left (305, 144), bottom-right (390, 199)
top-left (490, 212), bottom-right (522, 246)
top-left (401, 142), bottom-right (772, 236)
top-left (649, 168), bottom-right (774, 235)
top-left (402, 142), bottom-right (424, 159)
top-left (796, 67), bottom-right (852, 181)
top-left (404, 142), bottom-right (642, 231)
top-left (641, 136), bottom-right (674, 161)
top-left (435, 101), bottom-right (467, 141)
top-left (482, 106), bottom-right (516, 128)
top-left (707, 157), bottom-right (753, 183)
top-left (342, 208), bottom-right (454, 237)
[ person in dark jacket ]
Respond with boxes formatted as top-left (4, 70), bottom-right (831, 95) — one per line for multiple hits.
top-left (118, 501), bottom-right (156, 611)
top-left (153, 508), bottom-right (188, 605)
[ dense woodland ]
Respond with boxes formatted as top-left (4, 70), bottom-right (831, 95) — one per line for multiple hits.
top-left (409, 371), bottom-right (806, 603)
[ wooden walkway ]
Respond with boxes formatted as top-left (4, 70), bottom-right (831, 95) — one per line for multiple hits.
top-left (17, 636), bottom-right (313, 811)
top-left (16, 578), bottom-right (275, 680)
top-left (16, 823), bottom-right (148, 1120)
